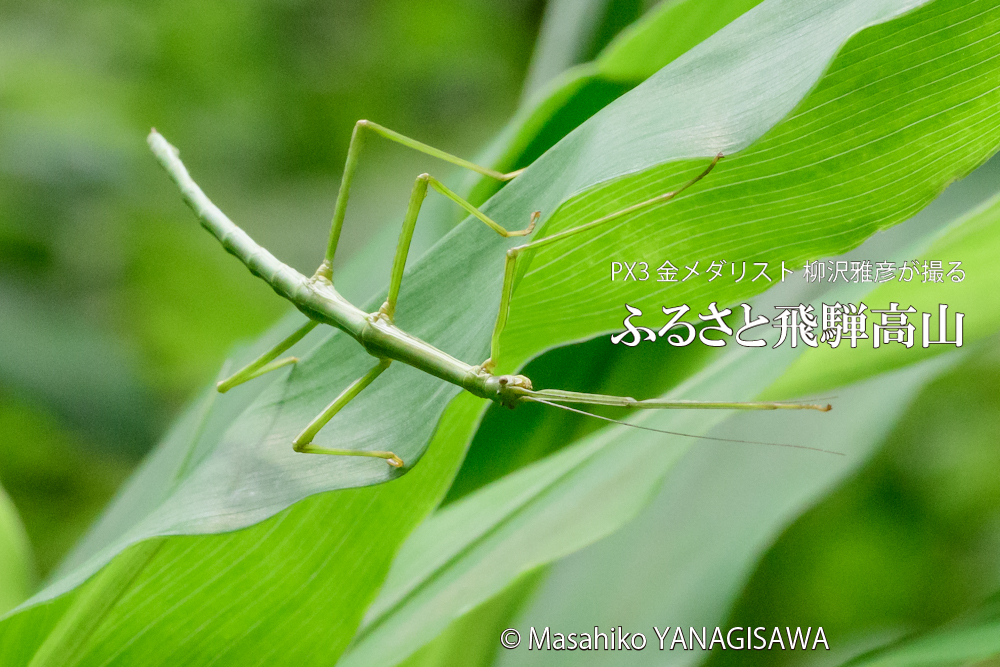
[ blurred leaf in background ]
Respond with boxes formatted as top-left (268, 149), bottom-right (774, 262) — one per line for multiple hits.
top-left (0, 481), bottom-right (33, 615)
top-left (711, 343), bottom-right (1000, 667)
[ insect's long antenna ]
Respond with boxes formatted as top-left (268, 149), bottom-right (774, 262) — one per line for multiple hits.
top-left (523, 388), bottom-right (832, 412)
top-left (524, 397), bottom-right (845, 456)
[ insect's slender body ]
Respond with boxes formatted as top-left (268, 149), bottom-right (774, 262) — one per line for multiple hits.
top-left (149, 122), bottom-right (831, 468)
top-left (147, 134), bottom-right (518, 401)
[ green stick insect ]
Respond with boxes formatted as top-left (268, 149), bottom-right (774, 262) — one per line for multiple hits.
top-left (148, 121), bottom-right (833, 469)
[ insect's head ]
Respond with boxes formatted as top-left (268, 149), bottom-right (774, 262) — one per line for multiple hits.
top-left (484, 373), bottom-right (533, 409)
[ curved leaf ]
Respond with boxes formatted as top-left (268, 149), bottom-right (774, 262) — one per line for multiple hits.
top-left (770, 187), bottom-right (1000, 398)
top-left (470, 0), bottom-right (767, 205)
top-left (0, 398), bottom-right (476, 666)
top-left (0, 485), bottom-right (32, 615)
top-left (842, 593), bottom-right (1000, 666)
top-left (501, 0), bottom-right (1000, 364)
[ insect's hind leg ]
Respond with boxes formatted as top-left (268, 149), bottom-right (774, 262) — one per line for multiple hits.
top-left (292, 358), bottom-right (402, 467)
top-left (320, 119), bottom-right (525, 281)
top-left (482, 154), bottom-right (722, 373)
top-left (217, 320), bottom-right (319, 393)
top-left (378, 173), bottom-right (538, 322)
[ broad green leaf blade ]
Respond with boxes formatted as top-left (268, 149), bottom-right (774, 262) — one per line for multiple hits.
top-left (342, 318), bottom-right (961, 667)
top-left (496, 175), bottom-right (1000, 667)
top-left (842, 594), bottom-right (1000, 666)
top-left (0, 397), bottom-right (477, 666)
top-left (501, 0), bottom-right (1000, 366)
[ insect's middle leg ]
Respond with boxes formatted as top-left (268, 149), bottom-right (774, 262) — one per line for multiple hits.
top-left (320, 119), bottom-right (526, 281)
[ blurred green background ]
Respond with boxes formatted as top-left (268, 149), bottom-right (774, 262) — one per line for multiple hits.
top-left (1, 0), bottom-right (998, 663)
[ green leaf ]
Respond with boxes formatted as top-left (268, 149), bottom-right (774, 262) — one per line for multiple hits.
top-left (341, 291), bottom-right (965, 667)
top-left (495, 189), bottom-right (1000, 667)
top-left (495, 186), bottom-right (1000, 667)
top-left (396, 570), bottom-right (544, 667)
top-left (500, 0), bottom-right (1000, 365)
top-left (504, 368), bottom-right (956, 667)
top-left (473, 0), bottom-right (766, 203)
top-left (842, 593), bottom-right (1000, 666)
top-left (770, 187), bottom-right (1000, 399)
top-left (0, 396), bottom-right (476, 666)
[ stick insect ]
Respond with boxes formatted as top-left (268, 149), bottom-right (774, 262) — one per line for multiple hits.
top-left (148, 121), bottom-right (832, 469)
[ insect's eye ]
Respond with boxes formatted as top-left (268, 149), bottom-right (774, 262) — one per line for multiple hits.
top-left (499, 377), bottom-right (508, 386)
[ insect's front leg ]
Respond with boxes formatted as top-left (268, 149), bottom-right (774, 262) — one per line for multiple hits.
top-left (481, 155), bottom-right (722, 372)
top-left (292, 358), bottom-right (402, 467)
